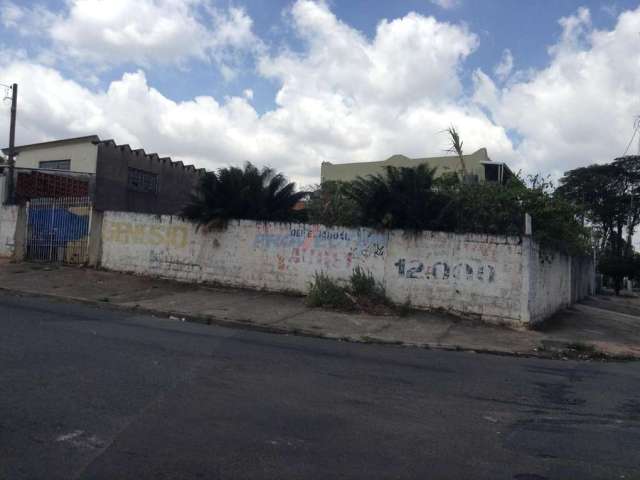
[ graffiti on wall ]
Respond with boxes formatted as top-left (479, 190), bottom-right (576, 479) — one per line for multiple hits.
top-left (149, 251), bottom-right (201, 271)
top-left (254, 226), bottom-right (387, 271)
top-left (255, 227), bottom-right (385, 252)
top-left (104, 221), bottom-right (189, 248)
top-left (394, 258), bottom-right (496, 283)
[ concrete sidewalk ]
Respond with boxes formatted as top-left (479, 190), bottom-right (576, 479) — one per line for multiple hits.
top-left (1, 260), bottom-right (639, 359)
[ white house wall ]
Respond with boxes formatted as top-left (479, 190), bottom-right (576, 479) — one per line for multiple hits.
top-left (15, 142), bottom-right (99, 173)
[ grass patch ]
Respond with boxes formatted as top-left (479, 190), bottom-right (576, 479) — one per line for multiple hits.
top-left (307, 267), bottom-right (397, 315)
top-left (349, 266), bottom-right (387, 303)
top-left (348, 266), bottom-right (394, 314)
top-left (307, 272), bottom-right (353, 310)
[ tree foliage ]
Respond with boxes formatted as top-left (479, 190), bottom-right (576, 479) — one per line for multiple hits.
top-left (306, 181), bottom-right (359, 227)
top-left (558, 159), bottom-right (640, 252)
top-left (597, 253), bottom-right (640, 295)
top-left (446, 126), bottom-right (468, 177)
top-left (307, 166), bottom-right (589, 255)
top-left (181, 162), bottom-right (307, 229)
top-left (439, 174), bottom-right (589, 254)
top-left (346, 164), bottom-right (454, 231)
top-left (556, 157), bottom-right (640, 293)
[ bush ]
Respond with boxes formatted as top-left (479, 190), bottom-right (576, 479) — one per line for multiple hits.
top-left (598, 254), bottom-right (638, 295)
top-left (346, 165), bottom-right (453, 231)
top-left (181, 163), bottom-right (307, 230)
top-left (306, 181), bottom-right (360, 227)
top-left (349, 266), bottom-right (388, 304)
top-left (306, 268), bottom-right (392, 312)
top-left (307, 272), bottom-right (353, 309)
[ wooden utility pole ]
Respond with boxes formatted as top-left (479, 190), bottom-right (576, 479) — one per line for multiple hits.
top-left (5, 83), bottom-right (17, 204)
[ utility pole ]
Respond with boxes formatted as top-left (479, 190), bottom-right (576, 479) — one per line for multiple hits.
top-left (4, 83), bottom-right (17, 204)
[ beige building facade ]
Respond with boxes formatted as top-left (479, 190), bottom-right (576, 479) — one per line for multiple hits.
top-left (321, 148), bottom-right (512, 184)
top-left (8, 136), bottom-right (100, 173)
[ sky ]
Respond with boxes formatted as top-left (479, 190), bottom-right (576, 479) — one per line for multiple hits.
top-left (1, 0), bottom-right (640, 186)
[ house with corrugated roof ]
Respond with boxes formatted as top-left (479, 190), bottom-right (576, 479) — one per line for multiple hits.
top-left (1, 135), bottom-right (205, 214)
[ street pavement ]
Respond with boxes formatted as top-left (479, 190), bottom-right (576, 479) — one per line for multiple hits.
top-left (1, 291), bottom-right (639, 479)
top-left (3, 261), bottom-right (640, 358)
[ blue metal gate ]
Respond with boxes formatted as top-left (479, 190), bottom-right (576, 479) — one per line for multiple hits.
top-left (25, 197), bottom-right (92, 264)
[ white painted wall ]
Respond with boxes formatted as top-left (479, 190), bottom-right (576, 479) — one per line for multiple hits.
top-left (101, 212), bottom-right (536, 325)
top-left (0, 205), bottom-right (18, 258)
top-left (526, 244), bottom-right (573, 325)
top-left (384, 231), bottom-right (525, 324)
top-left (98, 211), bottom-right (594, 326)
top-left (100, 212), bottom-right (386, 292)
top-left (15, 141), bottom-right (98, 173)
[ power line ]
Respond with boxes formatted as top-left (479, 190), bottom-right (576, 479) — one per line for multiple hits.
top-left (623, 117), bottom-right (640, 157)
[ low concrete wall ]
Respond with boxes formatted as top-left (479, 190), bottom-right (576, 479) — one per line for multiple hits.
top-left (0, 205), bottom-right (18, 258)
top-left (571, 256), bottom-right (596, 303)
top-left (526, 242), bottom-right (572, 325)
top-left (99, 211), bottom-right (594, 326)
top-left (384, 231), bottom-right (525, 324)
top-left (101, 212), bottom-right (386, 293)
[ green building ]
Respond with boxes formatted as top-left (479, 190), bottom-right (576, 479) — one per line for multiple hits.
top-left (320, 148), bottom-right (513, 184)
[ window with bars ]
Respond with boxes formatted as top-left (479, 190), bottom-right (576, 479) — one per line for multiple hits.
top-left (127, 168), bottom-right (158, 194)
top-left (39, 159), bottom-right (71, 170)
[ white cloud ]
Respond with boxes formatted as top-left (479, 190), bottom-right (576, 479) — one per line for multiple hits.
top-left (494, 48), bottom-right (513, 82)
top-left (429, 0), bottom-right (460, 10)
top-left (0, 0), bottom-right (514, 185)
top-left (474, 6), bottom-right (640, 178)
top-left (256, 0), bottom-right (505, 166)
top-left (0, 1), bottom-right (22, 28)
top-left (0, 1), bottom-right (56, 36)
top-left (5, 0), bottom-right (640, 188)
top-left (2, 0), bottom-right (260, 71)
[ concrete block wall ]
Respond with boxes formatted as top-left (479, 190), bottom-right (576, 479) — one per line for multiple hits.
top-left (384, 231), bottom-right (525, 324)
top-left (0, 205), bottom-right (18, 258)
top-left (100, 211), bottom-right (594, 326)
top-left (525, 240), bottom-right (572, 325)
top-left (100, 212), bottom-right (386, 293)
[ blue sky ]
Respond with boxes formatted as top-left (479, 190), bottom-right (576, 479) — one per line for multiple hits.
top-left (1, 0), bottom-right (640, 184)
top-left (13, 0), bottom-right (632, 110)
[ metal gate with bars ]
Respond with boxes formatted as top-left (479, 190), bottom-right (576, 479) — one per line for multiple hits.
top-left (25, 196), bottom-right (92, 264)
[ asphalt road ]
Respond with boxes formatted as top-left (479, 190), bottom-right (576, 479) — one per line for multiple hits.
top-left (1, 292), bottom-right (639, 480)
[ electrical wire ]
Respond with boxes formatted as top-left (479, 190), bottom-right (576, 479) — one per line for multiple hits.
top-left (622, 118), bottom-right (640, 156)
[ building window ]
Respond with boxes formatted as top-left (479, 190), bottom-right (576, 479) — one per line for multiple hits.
top-left (127, 167), bottom-right (158, 194)
top-left (39, 159), bottom-right (71, 170)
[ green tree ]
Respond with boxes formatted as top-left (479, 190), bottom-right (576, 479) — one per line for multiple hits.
top-left (598, 254), bottom-right (634, 295)
top-left (306, 181), bottom-right (359, 227)
top-left (446, 126), bottom-right (468, 178)
top-left (345, 164), bottom-right (453, 230)
top-left (557, 163), bottom-right (629, 256)
top-left (445, 174), bottom-right (589, 254)
top-left (181, 162), bottom-right (307, 229)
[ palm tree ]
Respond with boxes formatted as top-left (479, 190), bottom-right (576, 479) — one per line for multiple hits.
top-left (446, 125), bottom-right (468, 178)
top-left (346, 164), bottom-right (453, 230)
top-left (182, 162), bottom-right (307, 229)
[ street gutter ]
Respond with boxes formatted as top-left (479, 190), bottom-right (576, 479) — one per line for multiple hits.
top-left (1, 285), bottom-right (636, 363)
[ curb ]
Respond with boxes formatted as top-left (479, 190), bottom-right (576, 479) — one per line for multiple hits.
top-left (1, 286), bottom-right (636, 362)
